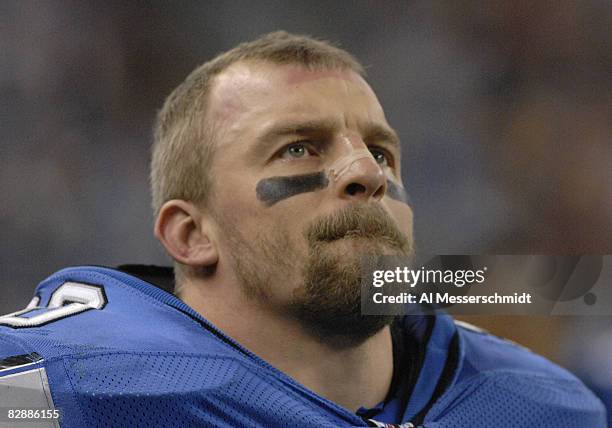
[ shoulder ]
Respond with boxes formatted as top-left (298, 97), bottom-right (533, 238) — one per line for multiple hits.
top-left (0, 266), bottom-right (231, 359)
top-left (454, 319), bottom-right (574, 380)
top-left (0, 266), bottom-right (255, 427)
top-left (422, 320), bottom-right (607, 427)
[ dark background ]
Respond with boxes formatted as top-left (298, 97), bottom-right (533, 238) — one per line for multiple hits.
top-left (2, 0), bottom-right (611, 407)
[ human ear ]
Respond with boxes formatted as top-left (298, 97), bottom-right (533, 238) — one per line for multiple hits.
top-left (154, 200), bottom-right (218, 268)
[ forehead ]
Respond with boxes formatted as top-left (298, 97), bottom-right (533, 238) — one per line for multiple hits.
top-left (207, 61), bottom-right (387, 136)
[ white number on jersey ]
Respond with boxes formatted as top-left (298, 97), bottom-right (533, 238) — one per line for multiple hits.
top-left (0, 282), bottom-right (107, 328)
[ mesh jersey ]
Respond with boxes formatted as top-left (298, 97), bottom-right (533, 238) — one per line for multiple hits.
top-left (0, 266), bottom-right (606, 427)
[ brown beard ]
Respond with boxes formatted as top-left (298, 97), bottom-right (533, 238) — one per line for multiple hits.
top-left (224, 203), bottom-right (413, 347)
top-left (289, 203), bottom-right (413, 347)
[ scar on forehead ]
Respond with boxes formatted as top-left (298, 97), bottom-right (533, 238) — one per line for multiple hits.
top-left (256, 170), bottom-right (412, 207)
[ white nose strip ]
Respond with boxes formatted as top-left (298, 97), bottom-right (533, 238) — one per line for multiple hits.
top-left (327, 148), bottom-right (376, 182)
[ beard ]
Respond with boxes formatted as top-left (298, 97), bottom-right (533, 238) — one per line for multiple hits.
top-left (224, 203), bottom-right (413, 347)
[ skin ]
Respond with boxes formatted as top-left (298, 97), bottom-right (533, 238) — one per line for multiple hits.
top-left (155, 61), bottom-right (414, 412)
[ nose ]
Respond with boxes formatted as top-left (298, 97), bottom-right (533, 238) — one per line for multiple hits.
top-left (333, 154), bottom-right (387, 202)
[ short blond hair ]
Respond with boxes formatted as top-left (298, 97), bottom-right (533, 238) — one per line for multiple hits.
top-left (150, 31), bottom-right (365, 218)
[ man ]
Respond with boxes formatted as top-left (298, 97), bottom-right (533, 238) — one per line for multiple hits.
top-left (0, 31), bottom-right (605, 427)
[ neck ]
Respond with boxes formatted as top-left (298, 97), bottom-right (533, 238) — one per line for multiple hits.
top-left (179, 279), bottom-right (394, 412)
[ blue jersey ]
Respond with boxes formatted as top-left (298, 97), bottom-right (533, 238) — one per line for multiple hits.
top-left (0, 266), bottom-right (605, 427)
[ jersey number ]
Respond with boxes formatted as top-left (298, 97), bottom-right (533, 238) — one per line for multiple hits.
top-left (0, 282), bottom-right (107, 328)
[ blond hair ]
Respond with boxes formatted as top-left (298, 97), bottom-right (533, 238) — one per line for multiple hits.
top-left (150, 31), bottom-right (365, 217)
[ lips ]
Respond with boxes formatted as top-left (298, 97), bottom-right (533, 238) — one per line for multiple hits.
top-left (305, 203), bottom-right (412, 255)
top-left (339, 230), bottom-right (371, 239)
top-left (320, 228), bottom-right (368, 242)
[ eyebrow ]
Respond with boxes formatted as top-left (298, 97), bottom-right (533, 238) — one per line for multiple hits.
top-left (252, 118), bottom-right (401, 155)
top-left (362, 123), bottom-right (401, 149)
top-left (256, 118), bottom-right (338, 146)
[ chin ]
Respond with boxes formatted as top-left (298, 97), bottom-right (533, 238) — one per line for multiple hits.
top-left (287, 242), bottom-right (397, 348)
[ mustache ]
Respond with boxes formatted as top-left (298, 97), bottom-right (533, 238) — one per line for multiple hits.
top-left (305, 203), bottom-right (412, 252)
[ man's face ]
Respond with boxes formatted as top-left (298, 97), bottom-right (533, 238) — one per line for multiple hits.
top-left (205, 61), bottom-right (413, 345)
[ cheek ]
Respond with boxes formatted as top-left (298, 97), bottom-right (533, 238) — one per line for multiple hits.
top-left (213, 176), bottom-right (300, 244)
top-left (212, 175), bottom-right (261, 231)
top-left (388, 203), bottom-right (414, 238)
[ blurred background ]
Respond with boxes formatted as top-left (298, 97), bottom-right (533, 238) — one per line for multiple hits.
top-left (1, 0), bottom-right (611, 419)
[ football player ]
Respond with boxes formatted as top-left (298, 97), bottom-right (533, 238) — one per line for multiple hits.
top-left (0, 31), bottom-right (605, 427)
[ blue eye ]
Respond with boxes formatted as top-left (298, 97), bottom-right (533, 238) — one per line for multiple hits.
top-left (369, 148), bottom-right (390, 166)
top-left (280, 142), bottom-right (316, 159)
